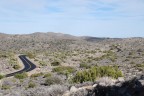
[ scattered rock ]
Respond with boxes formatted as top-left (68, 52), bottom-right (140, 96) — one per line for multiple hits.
top-left (70, 86), bottom-right (78, 92)
top-left (118, 77), bottom-right (125, 82)
top-left (96, 77), bottom-right (116, 86)
top-left (92, 84), bottom-right (97, 87)
top-left (138, 80), bottom-right (144, 86)
top-left (62, 91), bottom-right (70, 96)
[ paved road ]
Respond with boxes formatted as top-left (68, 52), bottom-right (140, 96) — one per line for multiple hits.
top-left (6, 55), bottom-right (36, 77)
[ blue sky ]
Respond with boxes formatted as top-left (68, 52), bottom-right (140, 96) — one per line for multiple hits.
top-left (0, 0), bottom-right (144, 37)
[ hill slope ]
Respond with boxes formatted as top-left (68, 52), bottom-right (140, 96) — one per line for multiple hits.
top-left (0, 32), bottom-right (144, 96)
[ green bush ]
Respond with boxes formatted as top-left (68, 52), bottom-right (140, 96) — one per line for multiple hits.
top-left (9, 58), bottom-right (18, 66)
top-left (31, 73), bottom-right (43, 78)
top-left (39, 61), bottom-right (47, 66)
top-left (13, 64), bottom-right (21, 70)
top-left (1, 85), bottom-right (10, 90)
top-left (135, 64), bottom-right (144, 68)
top-left (0, 74), bottom-right (4, 79)
top-left (72, 66), bottom-right (123, 83)
top-left (44, 76), bottom-right (62, 86)
top-left (100, 50), bottom-right (117, 62)
top-left (28, 82), bottom-right (36, 88)
top-left (52, 66), bottom-right (75, 75)
top-left (0, 53), bottom-right (8, 58)
top-left (51, 61), bottom-right (60, 66)
top-left (80, 63), bottom-right (90, 69)
top-left (26, 52), bottom-right (36, 59)
top-left (14, 72), bottom-right (28, 79)
top-left (135, 64), bottom-right (144, 71)
top-left (43, 73), bottom-right (52, 78)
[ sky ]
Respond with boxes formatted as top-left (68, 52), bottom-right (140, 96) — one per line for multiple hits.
top-left (0, 0), bottom-right (144, 37)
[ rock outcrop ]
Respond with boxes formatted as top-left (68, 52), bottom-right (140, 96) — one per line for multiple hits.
top-left (63, 76), bottom-right (144, 96)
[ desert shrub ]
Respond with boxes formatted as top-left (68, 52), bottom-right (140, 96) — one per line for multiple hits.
top-left (31, 72), bottom-right (43, 78)
top-left (14, 72), bottom-right (28, 79)
top-left (124, 58), bottom-right (129, 61)
top-left (101, 50), bottom-right (117, 62)
top-left (129, 51), bottom-right (134, 55)
top-left (39, 61), bottom-right (47, 66)
top-left (51, 61), bottom-right (60, 66)
top-left (135, 64), bottom-right (144, 68)
top-left (9, 57), bottom-right (19, 66)
top-left (135, 64), bottom-right (144, 71)
top-left (130, 61), bottom-right (135, 64)
top-left (0, 74), bottom-right (4, 79)
top-left (109, 57), bottom-right (116, 62)
top-left (26, 52), bottom-right (36, 59)
top-left (28, 82), bottom-right (36, 88)
top-left (44, 76), bottom-right (62, 86)
top-left (80, 63), bottom-right (90, 69)
top-left (52, 66), bottom-right (75, 75)
top-left (0, 52), bottom-right (8, 58)
top-left (1, 85), bottom-right (10, 90)
top-left (72, 66), bottom-right (123, 83)
top-left (137, 48), bottom-right (143, 52)
top-left (43, 73), bottom-right (52, 78)
top-left (13, 64), bottom-right (21, 70)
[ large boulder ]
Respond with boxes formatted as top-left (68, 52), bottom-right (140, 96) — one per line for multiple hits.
top-left (93, 77), bottom-right (144, 96)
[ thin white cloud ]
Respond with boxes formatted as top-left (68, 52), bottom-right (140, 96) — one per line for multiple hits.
top-left (98, 0), bottom-right (144, 16)
top-left (0, 0), bottom-right (144, 19)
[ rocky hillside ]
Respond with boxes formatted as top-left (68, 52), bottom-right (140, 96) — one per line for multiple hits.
top-left (0, 32), bottom-right (144, 96)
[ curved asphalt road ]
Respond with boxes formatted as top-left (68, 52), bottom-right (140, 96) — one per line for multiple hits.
top-left (6, 55), bottom-right (36, 77)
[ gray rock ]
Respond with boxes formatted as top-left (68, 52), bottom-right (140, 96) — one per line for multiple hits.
top-left (118, 77), bottom-right (125, 82)
top-left (70, 86), bottom-right (78, 92)
top-left (138, 80), bottom-right (144, 86)
top-left (99, 82), bottom-right (106, 86)
top-left (115, 82), bottom-right (122, 87)
top-left (93, 84), bottom-right (97, 87)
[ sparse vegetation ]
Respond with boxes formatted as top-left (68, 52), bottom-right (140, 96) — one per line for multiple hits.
top-left (0, 74), bottom-right (4, 79)
top-left (1, 85), bottom-right (10, 90)
top-left (13, 64), bottom-right (21, 70)
top-left (28, 82), bottom-right (36, 88)
top-left (26, 52), bottom-right (36, 59)
top-left (14, 72), bottom-right (28, 79)
top-left (43, 73), bottom-right (52, 78)
top-left (135, 64), bottom-right (144, 68)
top-left (44, 76), bottom-right (62, 86)
top-left (135, 64), bottom-right (144, 71)
top-left (72, 66), bottom-right (123, 83)
top-left (79, 63), bottom-right (90, 69)
top-left (39, 61), bottom-right (47, 66)
top-left (52, 66), bottom-right (75, 75)
top-left (31, 73), bottom-right (44, 78)
top-left (0, 53), bottom-right (8, 58)
top-left (51, 61), bottom-right (60, 66)
top-left (0, 33), bottom-right (144, 95)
